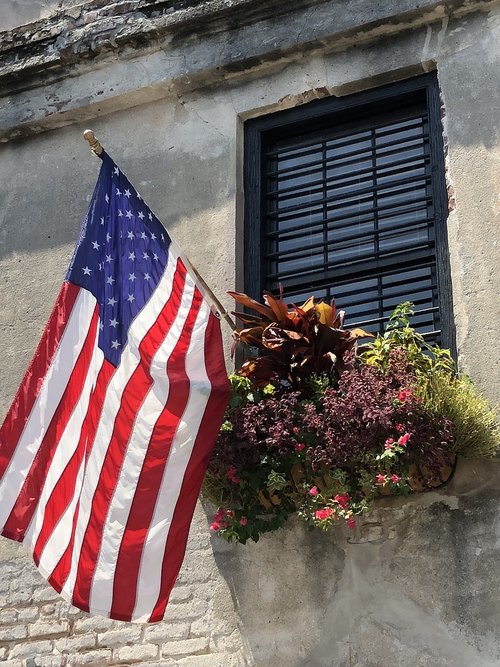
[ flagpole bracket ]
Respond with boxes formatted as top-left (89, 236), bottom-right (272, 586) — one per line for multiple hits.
top-left (83, 129), bottom-right (103, 156)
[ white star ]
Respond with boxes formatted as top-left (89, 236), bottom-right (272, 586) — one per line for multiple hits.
top-left (113, 166), bottom-right (119, 175)
top-left (116, 188), bottom-right (122, 196)
top-left (127, 231), bottom-right (135, 240)
top-left (125, 210), bottom-right (133, 219)
top-left (161, 234), bottom-right (165, 242)
top-left (153, 253), bottom-right (159, 261)
top-left (128, 273), bottom-right (136, 282)
top-left (98, 262), bottom-right (103, 271)
top-left (140, 232), bottom-right (147, 240)
top-left (128, 251), bottom-right (136, 261)
top-left (127, 294), bottom-right (135, 303)
top-left (82, 266), bottom-right (91, 275)
top-left (109, 318), bottom-right (118, 328)
top-left (107, 296), bottom-right (117, 307)
top-left (118, 210), bottom-right (123, 217)
top-left (124, 189), bottom-right (131, 198)
top-left (105, 193), bottom-right (109, 203)
top-left (143, 251), bottom-right (149, 260)
top-left (106, 276), bottom-right (115, 285)
top-left (111, 340), bottom-right (121, 349)
top-left (106, 233), bottom-right (112, 242)
top-left (105, 254), bottom-right (113, 263)
top-left (138, 211), bottom-right (145, 220)
top-left (92, 241), bottom-right (100, 250)
top-left (100, 217), bottom-right (105, 225)
top-left (148, 212), bottom-right (153, 221)
top-left (144, 273), bottom-right (151, 281)
top-left (150, 233), bottom-right (156, 241)
top-left (137, 192), bottom-right (142, 201)
top-left (99, 320), bottom-right (104, 331)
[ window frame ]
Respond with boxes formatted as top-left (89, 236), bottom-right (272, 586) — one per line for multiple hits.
top-left (243, 72), bottom-right (456, 356)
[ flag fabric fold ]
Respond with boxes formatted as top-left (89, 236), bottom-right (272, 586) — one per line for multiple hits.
top-left (0, 151), bottom-right (230, 623)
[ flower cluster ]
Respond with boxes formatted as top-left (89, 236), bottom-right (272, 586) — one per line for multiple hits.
top-left (203, 300), bottom-right (498, 544)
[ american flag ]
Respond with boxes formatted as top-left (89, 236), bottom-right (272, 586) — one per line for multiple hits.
top-left (0, 151), bottom-right (230, 622)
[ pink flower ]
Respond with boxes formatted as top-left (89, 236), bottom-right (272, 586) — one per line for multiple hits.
top-left (214, 508), bottom-right (226, 522)
top-left (385, 438), bottom-right (394, 450)
top-left (334, 493), bottom-right (350, 509)
top-left (210, 522), bottom-right (220, 531)
top-left (240, 517), bottom-right (248, 526)
top-left (391, 474), bottom-right (400, 484)
top-left (395, 423), bottom-right (405, 432)
top-left (397, 389), bottom-right (412, 402)
top-left (231, 476), bottom-right (241, 484)
top-left (398, 433), bottom-right (411, 446)
top-left (295, 443), bottom-right (305, 452)
top-left (376, 473), bottom-right (387, 485)
top-left (346, 517), bottom-right (356, 530)
top-left (315, 507), bottom-right (334, 521)
top-left (293, 427), bottom-right (300, 434)
top-left (309, 486), bottom-right (319, 496)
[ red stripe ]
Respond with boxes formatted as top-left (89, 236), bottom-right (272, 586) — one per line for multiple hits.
top-left (1, 306), bottom-right (99, 542)
top-left (0, 282), bottom-right (80, 485)
top-left (48, 498), bottom-right (81, 595)
top-left (71, 260), bottom-right (188, 613)
top-left (109, 288), bottom-right (204, 621)
top-left (149, 313), bottom-right (229, 622)
top-left (33, 360), bottom-right (115, 568)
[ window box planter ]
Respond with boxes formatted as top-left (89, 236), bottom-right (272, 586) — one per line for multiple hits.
top-left (204, 293), bottom-right (499, 544)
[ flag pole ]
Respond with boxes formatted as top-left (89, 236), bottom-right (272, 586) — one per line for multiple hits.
top-left (83, 129), bottom-right (237, 332)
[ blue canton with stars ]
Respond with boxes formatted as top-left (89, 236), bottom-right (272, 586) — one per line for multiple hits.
top-left (67, 151), bottom-right (171, 366)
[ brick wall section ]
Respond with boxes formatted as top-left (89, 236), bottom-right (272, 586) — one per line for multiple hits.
top-left (0, 508), bottom-right (250, 667)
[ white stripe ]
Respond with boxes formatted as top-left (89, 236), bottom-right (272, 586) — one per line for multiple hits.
top-left (132, 301), bottom-right (212, 622)
top-left (36, 456), bottom-right (86, 579)
top-left (61, 247), bottom-right (180, 602)
top-left (88, 278), bottom-right (196, 616)
top-left (27, 346), bottom-right (104, 570)
top-left (0, 289), bottom-right (96, 530)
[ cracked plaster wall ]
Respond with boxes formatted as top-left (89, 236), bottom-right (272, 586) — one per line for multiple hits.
top-left (0, 1), bottom-right (499, 665)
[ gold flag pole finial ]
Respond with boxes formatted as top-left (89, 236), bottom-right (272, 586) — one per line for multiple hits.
top-left (83, 129), bottom-right (103, 156)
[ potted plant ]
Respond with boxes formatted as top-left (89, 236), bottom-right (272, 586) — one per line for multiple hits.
top-left (204, 292), bottom-right (499, 544)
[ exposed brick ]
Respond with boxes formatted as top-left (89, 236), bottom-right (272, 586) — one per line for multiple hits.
top-left (66, 649), bottom-right (112, 666)
top-left (115, 643), bottom-right (159, 662)
top-left (0, 609), bottom-right (18, 624)
top-left (54, 633), bottom-right (96, 653)
top-left (30, 656), bottom-right (66, 667)
top-left (32, 587), bottom-right (61, 603)
top-left (163, 598), bottom-right (208, 622)
top-left (73, 616), bottom-right (117, 634)
top-left (168, 586), bottom-right (193, 603)
top-left (6, 589), bottom-right (32, 605)
top-left (18, 608), bottom-right (39, 622)
top-left (97, 625), bottom-right (142, 648)
top-left (144, 622), bottom-right (190, 642)
top-left (28, 620), bottom-right (69, 637)
top-left (10, 639), bottom-right (53, 659)
top-left (0, 624), bottom-right (28, 641)
top-left (161, 637), bottom-right (210, 657)
top-left (41, 604), bottom-right (57, 616)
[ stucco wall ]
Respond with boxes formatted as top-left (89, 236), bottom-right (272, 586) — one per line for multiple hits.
top-left (0, 1), bottom-right (499, 665)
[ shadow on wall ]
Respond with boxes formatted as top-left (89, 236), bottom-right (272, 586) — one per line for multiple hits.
top-left (208, 459), bottom-right (500, 667)
top-left (0, 122), bottom-right (231, 263)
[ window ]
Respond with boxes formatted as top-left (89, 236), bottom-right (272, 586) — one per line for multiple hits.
top-left (244, 73), bottom-right (456, 353)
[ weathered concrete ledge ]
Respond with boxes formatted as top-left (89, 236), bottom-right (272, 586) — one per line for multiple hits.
top-left (1, 0), bottom-right (498, 142)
